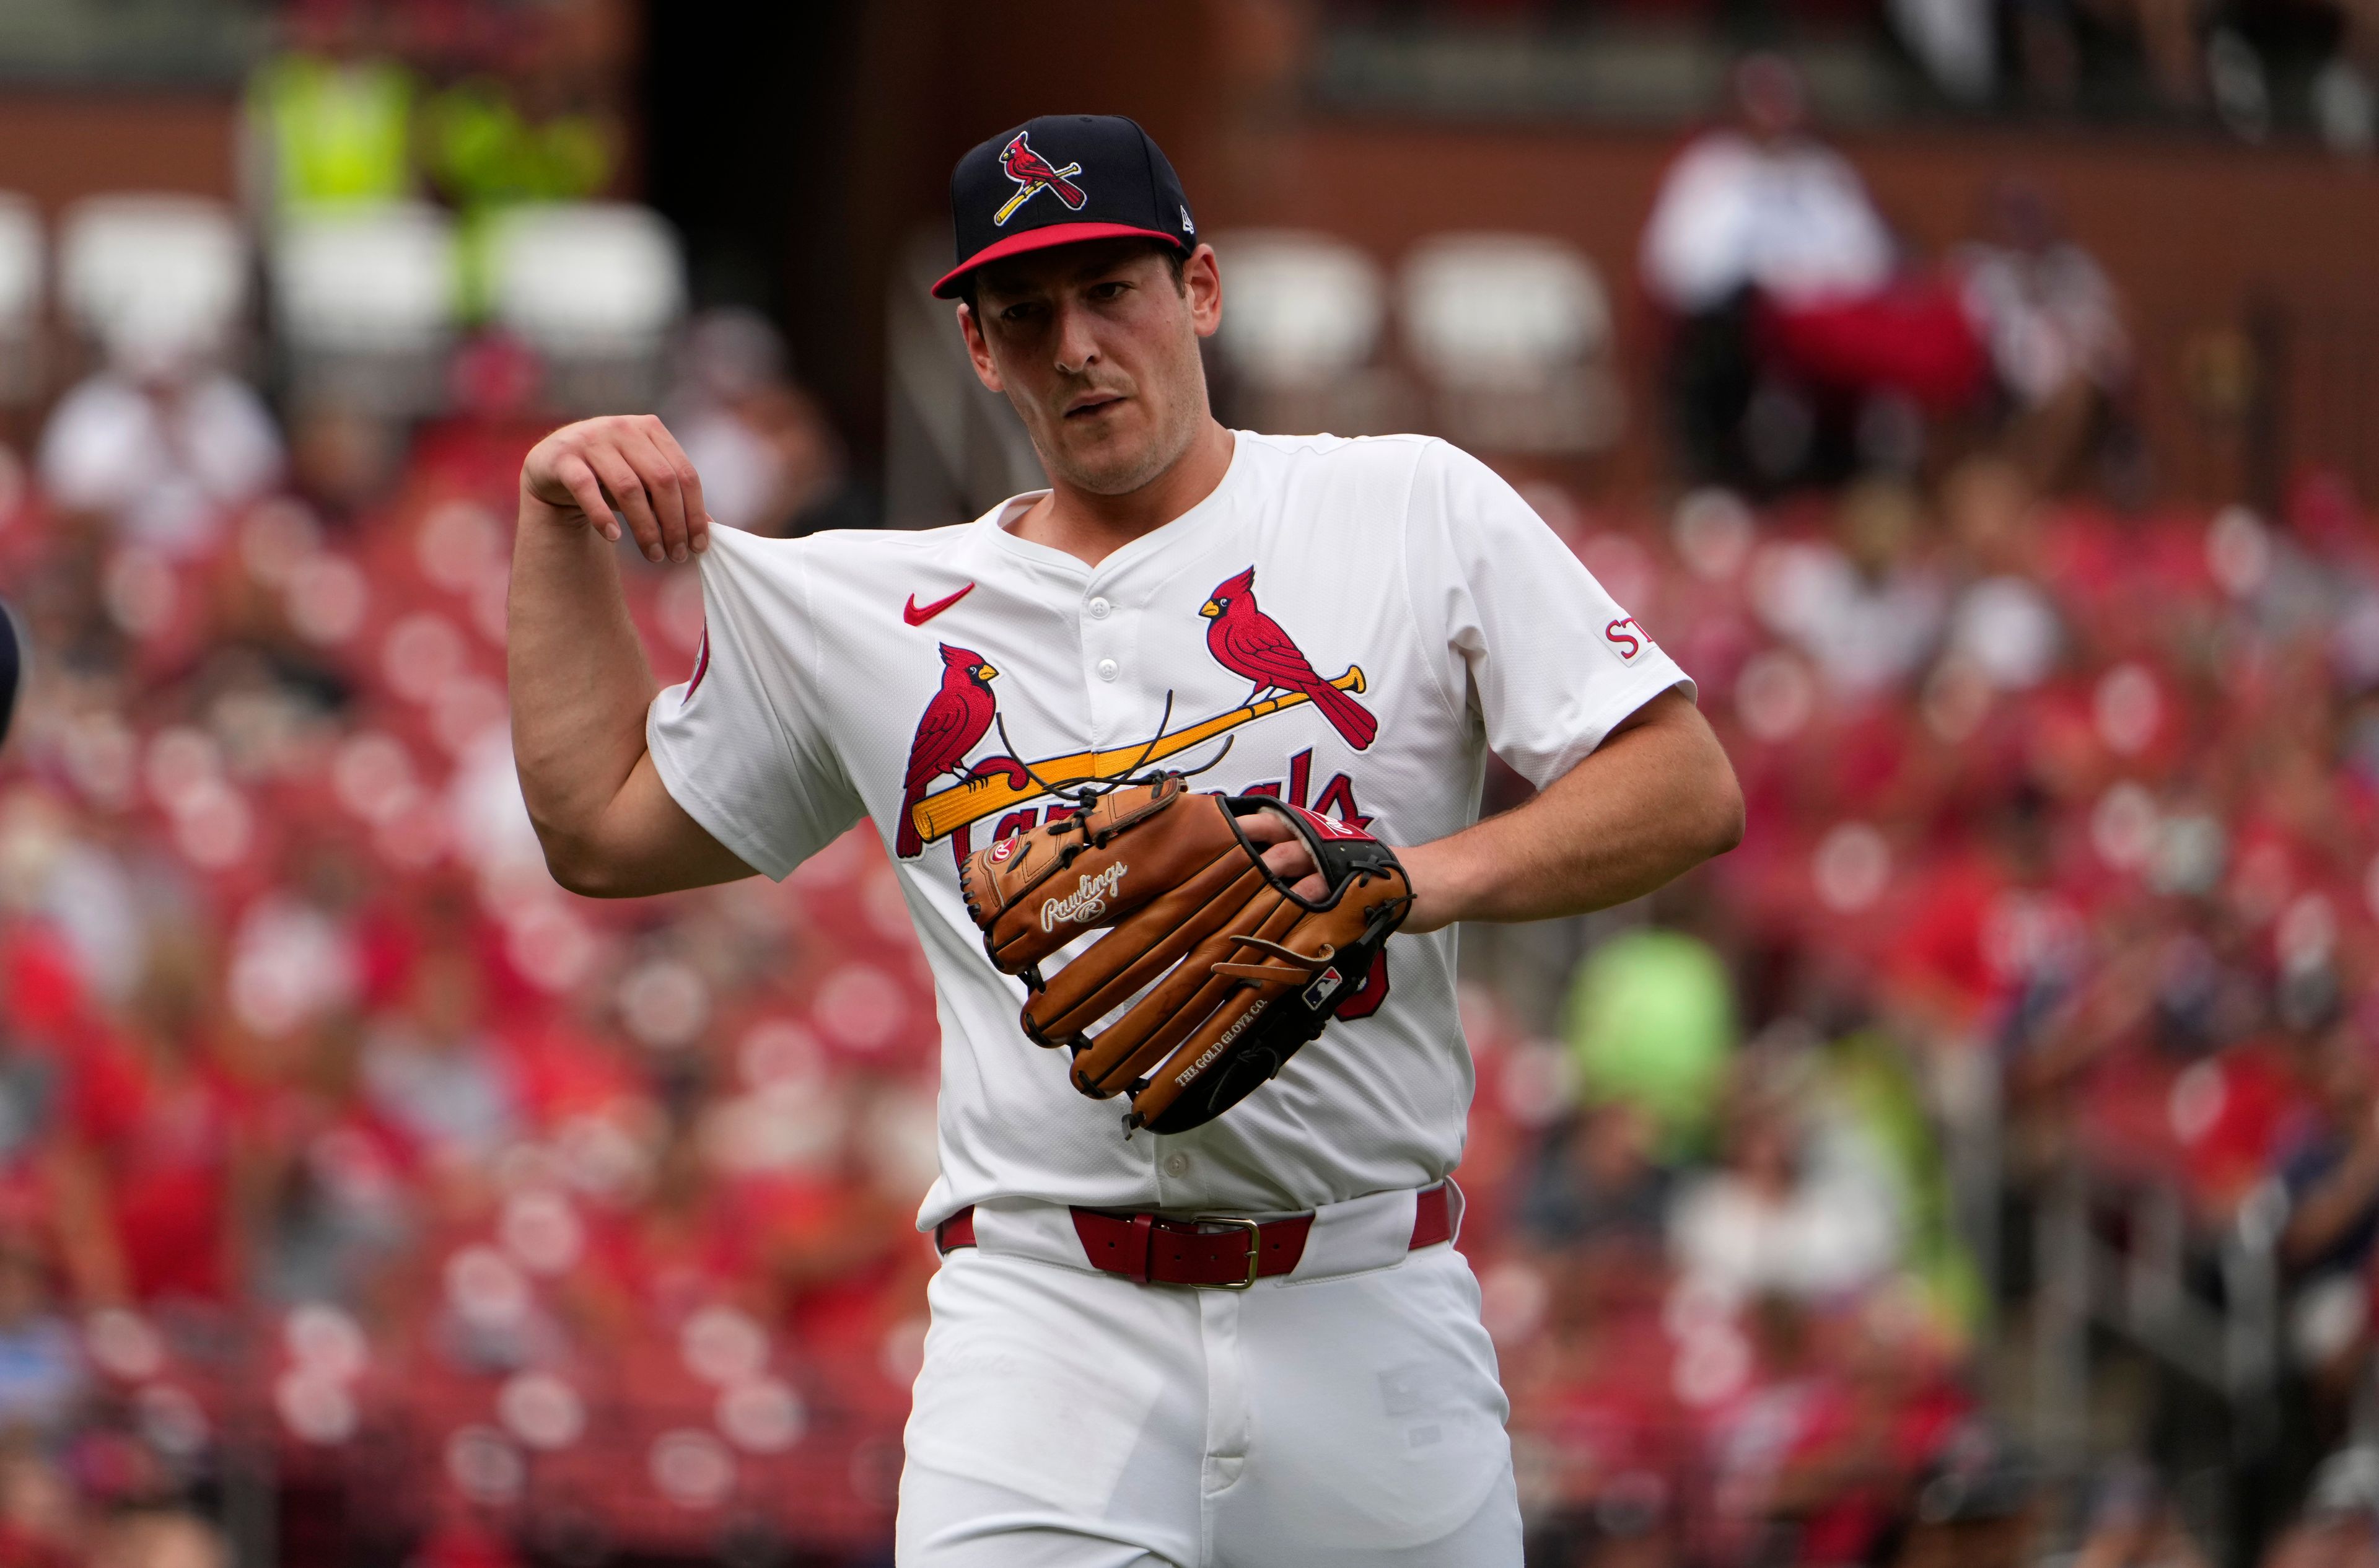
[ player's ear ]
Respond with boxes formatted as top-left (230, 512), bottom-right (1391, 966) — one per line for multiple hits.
top-left (955, 302), bottom-right (1006, 394)
top-left (1185, 244), bottom-right (1221, 339)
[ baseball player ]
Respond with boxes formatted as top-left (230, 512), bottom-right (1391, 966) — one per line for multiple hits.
top-left (507, 114), bottom-right (1743, 1566)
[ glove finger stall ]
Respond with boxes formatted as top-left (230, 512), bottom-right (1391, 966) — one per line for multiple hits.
top-left (962, 782), bottom-right (1240, 974)
top-left (1126, 865), bottom-right (1408, 1131)
top-left (1066, 886), bottom-right (1301, 1097)
top-left (1024, 856), bottom-right (1270, 1045)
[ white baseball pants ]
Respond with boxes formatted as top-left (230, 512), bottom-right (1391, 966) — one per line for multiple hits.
top-left (895, 1193), bottom-right (1522, 1567)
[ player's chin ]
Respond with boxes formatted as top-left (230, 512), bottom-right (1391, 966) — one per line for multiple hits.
top-left (1049, 426), bottom-right (1167, 495)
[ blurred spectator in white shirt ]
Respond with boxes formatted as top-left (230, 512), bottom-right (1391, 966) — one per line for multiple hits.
top-left (1750, 480), bottom-right (1948, 699)
top-left (1642, 56), bottom-right (1901, 491)
top-left (1671, 1095), bottom-right (1903, 1308)
top-left (1641, 56), bottom-right (1895, 319)
top-left (38, 317), bottom-right (283, 561)
top-left (1939, 455), bottom-right (2067, 694)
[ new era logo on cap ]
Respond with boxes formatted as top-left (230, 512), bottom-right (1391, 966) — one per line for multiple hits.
top-left (933, 114), bottom-right (1198, 299)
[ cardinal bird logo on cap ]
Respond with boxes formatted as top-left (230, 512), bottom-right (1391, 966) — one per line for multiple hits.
top-left (994, 132), bottom-right (1088, 226)
top-left (1201, 567), bottom-right (1378, 751)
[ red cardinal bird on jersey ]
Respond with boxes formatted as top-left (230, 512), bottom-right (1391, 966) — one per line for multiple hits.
top-left (997, 133), bottom-right (1087, 213)
top-left (1200, 566), bottom-right (1377, 751)
top-left (897, 644), bottom-right (1001, 859)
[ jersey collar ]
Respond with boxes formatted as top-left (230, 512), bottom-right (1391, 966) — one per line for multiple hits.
top-left (974, 430), bottom-right (1248, 582)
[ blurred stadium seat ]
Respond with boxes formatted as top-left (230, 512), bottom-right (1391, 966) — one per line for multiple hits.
top-left (1398, 232), bottom-right (1622, 457)
top-left (56, 194), bottom-right (249, 371)
top-left (485, 203), bottom-right (686, 414)
top-left (271, 201), bottom-right (457, 416)
top-left (1209, 229), bottom-right (1384, 384)
top-left (1208, 229), bottom-right (1411, 437)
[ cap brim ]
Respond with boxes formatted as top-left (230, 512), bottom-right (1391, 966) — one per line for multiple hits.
top-left (931, 222), bottom-right (1189, 299)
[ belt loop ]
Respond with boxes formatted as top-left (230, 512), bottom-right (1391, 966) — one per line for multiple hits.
top-left (1128, 1212), bottom-right (1154, 1285)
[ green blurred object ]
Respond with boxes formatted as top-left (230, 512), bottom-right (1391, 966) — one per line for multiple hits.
top-left (423, 80), bottom-right (615, 320)
top-left (1561, 927), bottom-right (1735, 1150)
top-left (253, 53), bottom-right (416, 210)
top-left (424, 81), bottom-right (611, 209)
top-left (1826, 1028), bottom-right (1987, 1338)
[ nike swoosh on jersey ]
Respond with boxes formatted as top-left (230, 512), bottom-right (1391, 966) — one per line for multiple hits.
top-left (903, 584), bottom-right (976, 626)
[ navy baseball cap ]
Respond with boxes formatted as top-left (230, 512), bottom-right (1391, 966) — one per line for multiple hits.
top-left (932, 114), bottom-right (1198, 300)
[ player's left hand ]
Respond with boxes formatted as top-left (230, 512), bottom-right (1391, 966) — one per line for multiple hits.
top-left (1242, 813), bottom-right (1455, 935)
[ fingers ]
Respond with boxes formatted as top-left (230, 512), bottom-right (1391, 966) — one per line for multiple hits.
top-left (1241, 812), bottom-right (1293, 844)
top-left (530, 417), bottom-right (709, 564)
top-left (584, 445), bottom-right (665, 562)
top-left (621, 420), bottom-right (698, 563)
top-left (642, 421), bottom-right (713, 556)
top-left (618, 414), bottom-right (712, 561)
top-left (1247, 810), bottom-right (1326, 898)
top-left (1260, 838), bottom-right (1321, 892)
top-left (1258, 839), bottom-right (1310, 877)
top-left (551, 454), bottom-right (620, 543)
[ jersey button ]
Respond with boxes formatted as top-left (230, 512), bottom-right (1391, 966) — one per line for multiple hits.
top-left (1096, 658), bottom-right (1119, 682)
top-left (1087, 597), bottom-right (1111, 620)
top-left (1162, 1152), bottom-right (1190, 1178)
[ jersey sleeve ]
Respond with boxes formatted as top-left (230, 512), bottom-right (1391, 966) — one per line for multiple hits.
top-left (1400, 440), bottom-right (1695, 792)
top-left (645, 527), bottom-right (865, 880)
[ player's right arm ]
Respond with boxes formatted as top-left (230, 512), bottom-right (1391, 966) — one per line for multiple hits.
top-left (507, 414), bottom-right (757, 898)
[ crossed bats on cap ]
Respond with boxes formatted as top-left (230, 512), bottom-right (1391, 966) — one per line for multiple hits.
top-left (994, 132), bottom-right (1088, 226)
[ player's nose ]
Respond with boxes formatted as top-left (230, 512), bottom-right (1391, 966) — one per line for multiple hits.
top-left (1051, 301), bottom-right (1102, 377)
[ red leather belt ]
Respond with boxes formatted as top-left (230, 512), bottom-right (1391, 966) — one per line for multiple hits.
top-left (933, 1183), bottom-right (1452, 1290)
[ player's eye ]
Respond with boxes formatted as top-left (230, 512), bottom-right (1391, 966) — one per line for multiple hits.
top-left (1089, 281), bottom-right (1129, 301)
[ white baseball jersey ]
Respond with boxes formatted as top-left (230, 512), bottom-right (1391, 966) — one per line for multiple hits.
top-left (645, 431), bottom-right (1692, 1230)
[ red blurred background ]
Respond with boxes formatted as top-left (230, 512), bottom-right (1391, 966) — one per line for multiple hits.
top-left (2, 4), bottom-right (2378, 1567)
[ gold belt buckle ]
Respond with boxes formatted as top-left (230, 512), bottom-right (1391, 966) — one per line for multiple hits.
top-left (1190, 1215), bottom-right (1263, 1290)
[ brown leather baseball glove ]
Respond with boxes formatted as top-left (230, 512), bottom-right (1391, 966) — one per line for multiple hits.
top-left (958, 773), bottom-right (1413, 1134)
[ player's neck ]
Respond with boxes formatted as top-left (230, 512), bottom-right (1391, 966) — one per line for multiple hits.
top-left (1013, 421), bottom-right (1235, 569)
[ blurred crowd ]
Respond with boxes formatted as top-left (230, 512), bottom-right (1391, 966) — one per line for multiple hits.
top-left (0, 7), bottom-right (894, 1568)
top-left (1470, 100), bottom-right (2379, 1549)
top-left (1471, 443), bottom-right (2379, 1566)
top-left (31, 351), bottom-right (2379, 1568)
top-left (1642, 54), bottom-right (2132, 503)
top-left (0, 10), bottom-right (2374, 1568)
top-left (1331, 0), bottom-right (2379, 151)
top-left (15, 326), bottom-right (2379, 1567)
top-left (0, 336), bottom-right (929, 1566)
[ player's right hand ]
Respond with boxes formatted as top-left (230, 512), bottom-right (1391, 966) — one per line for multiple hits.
top-left (520, 414), bottom-right (711, 565)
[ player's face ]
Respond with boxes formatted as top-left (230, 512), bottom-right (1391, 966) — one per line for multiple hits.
top-left (959, 239), bottom-right (1222, 498)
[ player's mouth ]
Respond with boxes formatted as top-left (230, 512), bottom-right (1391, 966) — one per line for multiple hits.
top-left (1062, 392), bottom-right (1127, 420)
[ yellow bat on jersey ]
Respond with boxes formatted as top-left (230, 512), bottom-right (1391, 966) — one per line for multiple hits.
top-left (908, 665), bottom-right (1367, 845)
